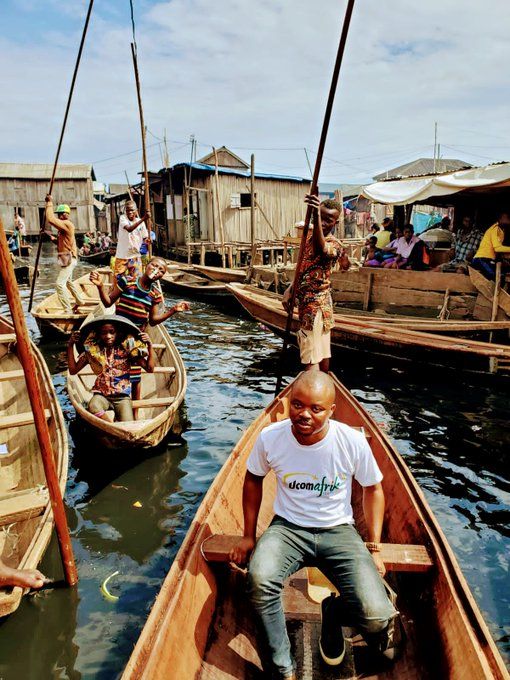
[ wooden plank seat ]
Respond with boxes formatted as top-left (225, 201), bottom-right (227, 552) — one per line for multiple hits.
top-left (201, 534), bottom-right (434, 573)
top-left (0, 409), bottom-right (51, 430)
top-left (79, 366), bottom-right (175, 376)
top-left (0, 370), bottom-right (25, 381)
top-left (0, 487), bottom-right (49, 526)
top-left (0, 334), bottom-right (17, 344)
top-left (131, 397), bottom-right (175, 409)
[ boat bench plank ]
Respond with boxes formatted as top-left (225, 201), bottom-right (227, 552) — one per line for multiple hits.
top-left (0, 409), bottom-right (52, 430)
top-left (79, 366), bottom-right (175, 376)
top-left (131, 397), bottom-right (175, 408)
top-left (0, 334), bottom-right (17, 344)
top-left (0, 487), bottom-right (49, 526)
top-left (201, 535), bottom-right (434, 572)
top-left (0, 369), bottom-right (25, 381)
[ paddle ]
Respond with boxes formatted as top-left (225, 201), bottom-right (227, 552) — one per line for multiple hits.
top-left (274, 0), bottom-right (356, 395)
top-left (28, 0), bottom-right (95, 312)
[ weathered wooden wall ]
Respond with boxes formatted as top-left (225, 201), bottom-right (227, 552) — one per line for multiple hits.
top-left (0, 177), bottom-right (95, 234)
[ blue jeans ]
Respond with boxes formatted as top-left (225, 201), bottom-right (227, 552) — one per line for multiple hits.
top-left (247, 516), bottom-right (397, 677)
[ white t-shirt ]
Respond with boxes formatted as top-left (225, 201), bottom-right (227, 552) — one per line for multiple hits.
top-left (115, 214), bottom-right (148, 259)
top-left (247, 419), bottom-right (382, 528)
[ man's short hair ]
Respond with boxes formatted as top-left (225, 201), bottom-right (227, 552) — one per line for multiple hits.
top-left (321, 199), bottom-right (342, 213)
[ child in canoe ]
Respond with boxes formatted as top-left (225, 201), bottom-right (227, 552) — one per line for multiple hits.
top-left (67, 315), bottom-right (154, 423)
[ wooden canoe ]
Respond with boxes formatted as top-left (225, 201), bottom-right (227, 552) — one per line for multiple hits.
top-left (0, 263), bottom-right (32, 291)
top-left (79, 250), bottom-right (111, 265)
top-left (122, 374), bottom-right (509, 679)
top-left (0, 314), bottom-right (68, 617)
top-left (228, 284), bottom-right (510, 376)
top-left (66, 308), bottom-right (187, 449)
top-left (162, 270), bottom-right (231, 300)
top-left (31, 269), bottom-right (108, 338)
top-left (193, 264), bottom-right (248, 284)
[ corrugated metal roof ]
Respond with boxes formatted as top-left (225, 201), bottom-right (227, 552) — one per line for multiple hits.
top-left (172, 162), bottom-right (309, 183)
top-left (0, 163), bottom-right (95, 180)
top-left (373, 158), bottom-right (470, 181)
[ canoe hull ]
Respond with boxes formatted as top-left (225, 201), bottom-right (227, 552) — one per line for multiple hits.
top-left (79, 251), bottom-right (111, 265)
top-left (162, 271), bottom-right (231, 300)
top-left (122, 375), bottom-right (508, 679)
top-left (193, 265), bottom-right (247, 284)
top-left (0, 315), bottom-right (68, 617)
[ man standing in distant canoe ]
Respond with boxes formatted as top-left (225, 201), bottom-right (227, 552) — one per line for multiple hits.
top-left (230, 372), bottom-right (400, 679)
top-left (45, 195), bottom-right (85, 311)
top-left (282, 195), bottom-right (342, 373)
top-left (114, 200), bottom-right (150, 278)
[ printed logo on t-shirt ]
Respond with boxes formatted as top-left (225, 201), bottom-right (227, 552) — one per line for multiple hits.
top-left (283, 472), bottom-right (347, 497)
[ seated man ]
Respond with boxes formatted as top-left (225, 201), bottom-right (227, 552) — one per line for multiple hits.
top-left (471, 213), bottom-right (510, 280)
top-left (434, 216), bottom-right (482, 273)
top-left (383, 224), bottom-right (421, 269)
top-left (230, 372), bottom-right (399, 680)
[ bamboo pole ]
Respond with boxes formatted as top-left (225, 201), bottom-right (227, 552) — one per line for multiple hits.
top-left (28, 0), bottom-right (95, 311)
top-left (489, 262), bottom-right (502, 343)
top-left (213, 147), bottom-right (226, 267)
top-left (275, 0), bottom-right (356, 395)
top-left (0, 219), bottom-right (77, 586)
top-left (124, 171), bottom-right (134, 202)
top-left (131, 43), bottom-right (152, 258)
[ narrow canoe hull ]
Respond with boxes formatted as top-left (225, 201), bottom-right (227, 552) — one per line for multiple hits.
top-left (66, 311), bottom-right (187, 450)
top-left (162, 271), bottom-right (231, 300)
top-left (0, 315), bottom-right (68, 617)
top-left (193, 265), bottom-right (248, 284)
top-left (122, 375), bottom-right (508, 679)
top-left (228, 284), bottom-right (510, 377)
top-left (79, 251), bottom-right (111, 266)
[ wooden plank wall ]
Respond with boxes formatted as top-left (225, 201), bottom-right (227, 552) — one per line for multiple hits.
top-left (0, 177), bottom-right (95, 234)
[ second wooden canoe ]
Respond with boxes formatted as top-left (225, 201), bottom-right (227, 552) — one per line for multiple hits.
top-left (66, 309), bottom-right (187, 449)
top-left (122, 374), bottom-right (509, 679)
top-left (162, 270), bottom-right (231, 300)
top-left (193, 264), bottom-right (248, 284)
top-left (32, 269), bottom-right (108, 338)
top-left (228, 283), bottom-right (510, 376)
top-left (0, 314), bottom-right (68, 617)
top-left (79, 250), bottom-right (111, 266)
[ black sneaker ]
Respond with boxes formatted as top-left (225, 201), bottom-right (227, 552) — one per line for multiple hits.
top-left (378, 613), bottom-right (405, 662)
top-left (319, 593), bottom-right (345, 666)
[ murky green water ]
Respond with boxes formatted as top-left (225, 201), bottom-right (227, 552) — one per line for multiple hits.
top-left (0, 246), bottom-right (508, 678)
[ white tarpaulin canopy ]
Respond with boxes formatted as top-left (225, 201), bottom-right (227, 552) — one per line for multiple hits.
top-left (362, 162), bottom-right (510, 206)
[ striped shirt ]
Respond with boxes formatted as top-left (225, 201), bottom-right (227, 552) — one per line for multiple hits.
top-left (116, 275), bottom-right (163, 330)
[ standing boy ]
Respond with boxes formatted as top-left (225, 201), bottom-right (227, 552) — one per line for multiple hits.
top-left (114, 200), bottom-right (150, 277)
top-left (283, 195), bottom-right (342, 373)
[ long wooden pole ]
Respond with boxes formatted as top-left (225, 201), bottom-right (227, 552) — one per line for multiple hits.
top-left (250, 154), bottom-right (256, 252)
top-left (213, 147), bottom-right (226, 267)
top-left (275, 0), bottom-right (356, 395)
top-left (28, 0), bottom-right (95, 312)
top-left (0, 219), bottom-right (77, 585)
top-left (131, 43), bottom-right (152, 258)
top-left (489, 262), bottom-right (502, 344)
top-left (124, 171), bottom-right (134, 202)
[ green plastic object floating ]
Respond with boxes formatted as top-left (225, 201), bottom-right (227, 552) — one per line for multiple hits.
top-left (101, 571), bottom-right (120, 602)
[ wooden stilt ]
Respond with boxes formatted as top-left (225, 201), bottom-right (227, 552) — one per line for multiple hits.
top-left (213, 148), bottom-right (226, 267)
top-left (489, 262), bottom-right (502, 343)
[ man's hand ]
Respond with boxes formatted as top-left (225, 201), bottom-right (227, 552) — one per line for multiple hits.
top-left (304, 193), bottom-right (320, 211)
top-left (69, 331), bottom-right (81, 346)
top-left (282, 285), bottom-right (293, 312)
top-left (173, 301), bottom-right (190, 313)
top-left (371, 551), bottom-right (386, 578)
top-left (229, 536), bottom-right (256, 566)
top-left (45, 194), bottom-right (53, 203)
top-left (89, 270), bottom-right (102, 287)
top-left (140, 332), bottom-right (151, 345)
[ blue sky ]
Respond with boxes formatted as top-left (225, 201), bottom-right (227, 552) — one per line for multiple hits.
top-left (2, 0), bottom-right (510, 187)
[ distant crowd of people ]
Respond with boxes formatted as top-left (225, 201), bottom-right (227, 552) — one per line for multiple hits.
top-left (78, 231), bottom-right (113, 256)
top-left (361, 213), bottom-right (510, 280)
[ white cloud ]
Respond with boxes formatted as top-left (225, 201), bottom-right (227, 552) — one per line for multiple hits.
top-left (2, 0), bottom-right (510, 184)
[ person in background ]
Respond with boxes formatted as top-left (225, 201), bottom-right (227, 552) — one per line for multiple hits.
top-left (375, 217), bottom-right (393, 248)
top-left (45, 195), bottom-right (85, 311)
top-left (68, 317), bottom-right (154, 423)
top-left (140, 229), bottom-right (156, 268)
top-left (114, 200), bottom-right (149, 278)
top-left (363, 236), bottom-right (382, 267)
top-left (383, 224), bottom-right (420, 269)
top-left (14, 212), bottom-right (26, 242)
top-left (434, 216), bottom-right (482, 273)
top-left (8, 223), bottom-right (21, 257)
top-left (282, 196), bottom-right (342, 373)
top-left (229, 372), bottom-right (400, 679)
top-left (471, 213), bottom-right (510, 280)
